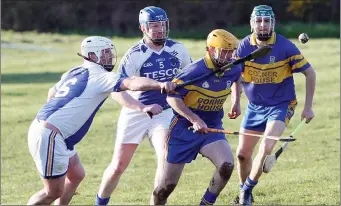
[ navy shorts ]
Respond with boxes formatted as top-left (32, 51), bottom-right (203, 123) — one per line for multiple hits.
top-left (166, 117), bottom-right (227, 164)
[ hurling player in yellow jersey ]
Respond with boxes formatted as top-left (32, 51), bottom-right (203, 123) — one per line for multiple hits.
top-left (233, 5), bottom-right (316, 205)
top-left (151, 29), bottom-right (242, 205)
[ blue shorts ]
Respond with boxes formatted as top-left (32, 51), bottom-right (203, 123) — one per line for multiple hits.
top-left (241, 100), bottom-right (297, 132)
top-left (166, 117), bottom-right (227, 164)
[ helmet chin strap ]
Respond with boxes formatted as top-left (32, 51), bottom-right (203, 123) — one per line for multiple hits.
top-left (77, 53), bottom-right (114, 72)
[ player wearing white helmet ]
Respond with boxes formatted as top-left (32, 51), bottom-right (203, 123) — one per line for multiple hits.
top-left (27, 36), bottom-right (176, 205)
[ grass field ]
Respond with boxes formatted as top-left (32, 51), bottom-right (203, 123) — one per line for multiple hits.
top-left (1, 31), bottom-right (340, 205)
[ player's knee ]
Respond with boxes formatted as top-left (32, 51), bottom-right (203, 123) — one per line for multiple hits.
top-left (110, 161), bottom-right (127, 176)
top-left (153, 184), bottom-right (176, 201)
top-left (259, 140), bottom-right (276, 156)
top-left (237, 152), bottom-right (251, 162)
top-left (45, 185), bottom-right (64, 199)
top-left (71, 168), bottom-right (85, 184)
top-left (237, 146), bottom-right (254, 161)
top-left (219, 162), bottom-right (234, 180)
top-left (258, 146), bottom-right (272, 157)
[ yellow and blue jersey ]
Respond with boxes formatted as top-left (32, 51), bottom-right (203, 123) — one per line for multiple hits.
top-left (235, 32), bottom-right (311, 106)
top-left (168, 54), bottom-right (242, 127)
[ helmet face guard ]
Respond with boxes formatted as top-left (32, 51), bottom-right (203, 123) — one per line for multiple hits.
top-left (208, 46), bottom-right (234, 67)
top-left (250, 5), bottom-right (275, 41)
top-left (143, 20), bottom-right (169, 45)
top-left (139, 6), bottom-right (169, 45)
top-left (99, 47), bottom-right (117, 72)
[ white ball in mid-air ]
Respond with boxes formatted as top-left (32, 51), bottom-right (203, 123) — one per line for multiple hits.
top-left (298, 33), bottom-right (309, 44)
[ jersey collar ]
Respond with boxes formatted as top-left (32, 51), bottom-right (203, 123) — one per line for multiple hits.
top-left (141, 38), bottom-right (165, 55)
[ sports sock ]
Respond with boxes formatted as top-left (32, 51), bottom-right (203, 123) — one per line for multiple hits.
top-left (200, 188), bottom-right (218, 205)
top-left (242, 177), bottom-right (258, 191)
top-left (96, 194), bottom-right (110, 205)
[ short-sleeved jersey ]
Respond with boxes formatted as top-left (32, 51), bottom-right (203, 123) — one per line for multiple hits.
top-left (168, 54), bottom-right (242, 126)
top-left (117, 38), bottom-right (192, 107)
top-left (235, 32), bottom-right (311, 106)
top-left (36, 61), bottom-right (126, 150)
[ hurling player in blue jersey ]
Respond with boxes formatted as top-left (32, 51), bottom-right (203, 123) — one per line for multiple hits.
top-left (232, 5), bottom-right (316, 205)
top-left (27, 36), bottom-right (176, 205)
top-left (151, 29), bottom-right (242, 205)
top-left (96, 6), bottom-right (192, 205)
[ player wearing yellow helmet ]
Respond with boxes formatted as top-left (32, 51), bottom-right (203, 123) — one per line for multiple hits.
top-left (151, 29), bottom-right (242, 205)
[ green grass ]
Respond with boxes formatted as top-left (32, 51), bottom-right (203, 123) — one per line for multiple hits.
top-left (1, 31), bottom-right (340, 205)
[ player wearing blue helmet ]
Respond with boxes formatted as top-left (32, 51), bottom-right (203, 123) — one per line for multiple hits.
top-left (139, 6), bottom-right (170, 45)
top-left (232, 5), bottom-right (316, 205)
top-left (96, 6), bottom-right (192, 205)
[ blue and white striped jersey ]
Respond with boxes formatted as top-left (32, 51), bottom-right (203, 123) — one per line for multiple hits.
top-left (36, 61), bottom-right (126, 150)
top-left (117, 38), bottom-right (192, 107)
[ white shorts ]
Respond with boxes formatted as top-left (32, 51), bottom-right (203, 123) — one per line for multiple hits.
top-left (115, 107), bottom-right (173, 145)
top-left (28, 119), bottom-right (76, 179)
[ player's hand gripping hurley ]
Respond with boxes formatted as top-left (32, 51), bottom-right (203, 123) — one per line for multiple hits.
top-left (147, 45), bottom-right (273, 118)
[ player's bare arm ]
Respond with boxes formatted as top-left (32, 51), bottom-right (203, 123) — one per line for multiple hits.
top-left (119, 76), bottom-right (176, 93)
top-left (111, 91), bottom-right (163, 115)
top-left (46, 87), bottom-right (57, 102)
top-left (301, 66), bottom-right (316, 123)
top-left (228, 76), bottom-right (242, 119)
top-left (166, 96), bottom-right (207, 133)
